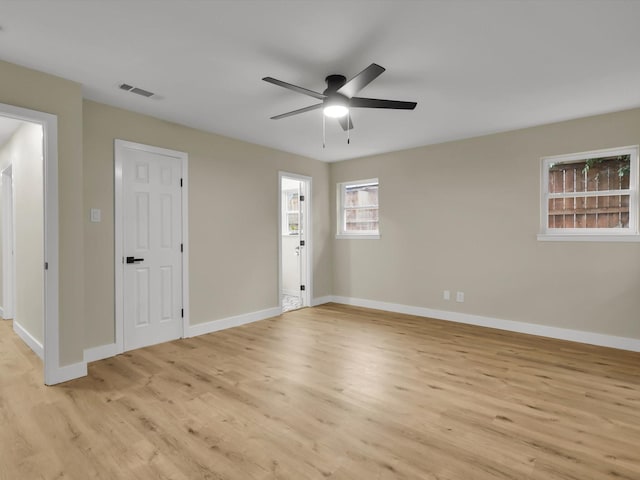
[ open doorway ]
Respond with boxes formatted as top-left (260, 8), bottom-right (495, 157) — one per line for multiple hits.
top-left (0, 116), bottom-right (44, 357)
top-left (279, 172), bottom-right (311, 312)
top-left (0, 103), bottom-right (59, 385)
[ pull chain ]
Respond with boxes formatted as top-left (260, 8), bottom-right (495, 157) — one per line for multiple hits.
top-left (322, 114), bottom-right (326, 148)
top-left (347, 115), bottom-right (350, 144)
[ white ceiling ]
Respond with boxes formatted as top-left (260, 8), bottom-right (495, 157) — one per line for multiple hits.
top-left (1, 1), bottom-right (639, 162)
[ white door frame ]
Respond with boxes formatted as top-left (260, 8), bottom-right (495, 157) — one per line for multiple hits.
top-left (0, 102), bottom-right (59, 385)
top-left (1, 164), bottom-right (15, 319)
top-left (114, 140), bottom-right (189, 353)
top-left (278, 172), bottom-right (312, 310)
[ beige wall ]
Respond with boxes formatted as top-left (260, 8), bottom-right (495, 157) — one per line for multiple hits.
top-left (83, 100), bottom-right (332, 349)
top-left (3, 123), bottom-right (44, 341)
top-left (0, 60), bottom-right (84, 365)
top-left (331, 108), bottom-right (640, 340)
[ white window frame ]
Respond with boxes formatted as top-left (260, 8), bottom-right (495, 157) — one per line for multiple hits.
top-left (336, 178), bottom-right (380, 239)
top-left (538, 145), bottom-right (640, 242)
top-left (282, 189), bottom-right (300, 236)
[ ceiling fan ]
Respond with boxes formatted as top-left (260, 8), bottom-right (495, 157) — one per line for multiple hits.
top-left (263, 63), bottom-right (417, 133)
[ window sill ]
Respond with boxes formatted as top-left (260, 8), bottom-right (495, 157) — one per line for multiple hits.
top-left (537, 233), bottom-right (640, 242)
top-left (336, 234), bottom-right (380, 240)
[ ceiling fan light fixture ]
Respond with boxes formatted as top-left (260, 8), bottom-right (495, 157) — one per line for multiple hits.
top-left (323, 104), bottom-right (349, 118)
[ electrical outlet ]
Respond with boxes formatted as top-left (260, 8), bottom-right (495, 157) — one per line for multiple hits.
top-left (456, 291), bottom-right (464, 303)
top-left (443, 290), bottom-right (450, 300)
top-left (90, 208), bottom-right (101, 223)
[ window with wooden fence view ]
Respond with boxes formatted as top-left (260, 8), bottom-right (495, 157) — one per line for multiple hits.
top-left (338, 179), bottom-right (379, 236)
top-left (547, 154), bottom-right (631, 229)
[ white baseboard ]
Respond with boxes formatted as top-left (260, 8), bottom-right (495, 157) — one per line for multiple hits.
top-left (13, 320), bottom-right (44, 359)
top-left (81, 307), bottom-right (282, 366)
top-left (84, 342), bottom-right (120, 363)
top-left (0, 306), bottom-right (4, 318)
top-left (312, 296), bottom-right (333, 306)
top-left (330, 296), bottom-right (640, 353)
top-left (186, 306), bottom-right (282, 338)
top-left (46, 361), bottom-right (87, 386)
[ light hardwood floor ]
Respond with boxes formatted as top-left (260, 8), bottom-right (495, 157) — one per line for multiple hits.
top-left (1, 304), bottom-right (639, 479)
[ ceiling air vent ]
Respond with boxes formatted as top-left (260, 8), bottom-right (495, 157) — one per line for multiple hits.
top-left (119, 83), bottom-right (155, 98)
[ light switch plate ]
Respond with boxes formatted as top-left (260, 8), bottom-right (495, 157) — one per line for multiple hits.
top-left (90, 208), bottom-right (101, 222)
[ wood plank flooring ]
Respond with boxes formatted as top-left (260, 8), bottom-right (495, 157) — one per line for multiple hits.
top-left (1, 303), bottom-right (639, 479)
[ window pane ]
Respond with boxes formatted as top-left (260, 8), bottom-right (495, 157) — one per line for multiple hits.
top-left (548, 195), bottom-right (630, 229)
top-left (287, 192), bottom-right (299, 210)
top-left (548, 155), bottom-right (631, 193)
top-left (345, 184), bottom-right (378, 207)
top-left (345, 207), bottom-right (379, 231)
top-left (287, 213), bottom-right (299, 233)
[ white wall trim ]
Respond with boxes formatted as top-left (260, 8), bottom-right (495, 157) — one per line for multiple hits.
top-left (46, 361), bottom-right (87, 385)
top-left (84, 342), bottom-right (120, 363)
top-left (331, 296), bottom-right (640, 353)
top-left (186, 306), bottom-right (281, 338)
top-left (1, 165), bottom-right (15, 320)
top-left (537, 233), bottom-right (640, 242)
top-left (13, 320), bottom-right (44, 359)
top-left (180, 150), bottom-right (190, 341)
top-left (312, 296), bottom-right (333, 306)
top-left (85, 306), bottom-right (281, 364)
top-left (114, 140), bottom-right (189, 354)
top-left (0, 102), bottom-right (63, 385)
top-left (0, 306), bottom-right (4, 318)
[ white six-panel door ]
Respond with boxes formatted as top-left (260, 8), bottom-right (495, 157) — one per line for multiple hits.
top-left (119, 143), bottom-right (184, 351)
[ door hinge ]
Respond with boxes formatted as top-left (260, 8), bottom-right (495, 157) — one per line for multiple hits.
top-left (44, 262), bottom-right (48, 270)
top-left (180, 178), bottom-right (183, 187)
top-left (299, 240), bottom-right (305, 246)
top-left (299, 195), bottom-right (304, 201)
top-left (300, 285), bottom-right (305, 291)
top-left (181, 243), bottom-right (183, 252)
top-left (181, 308), bottom-right (184, 318)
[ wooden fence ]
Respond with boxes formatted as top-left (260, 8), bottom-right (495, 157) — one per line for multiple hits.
top-left (548, 156), bottom-right (630, 229)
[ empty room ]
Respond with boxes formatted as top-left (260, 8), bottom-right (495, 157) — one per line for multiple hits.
top-left (0, 1), bottom-right (639, 479)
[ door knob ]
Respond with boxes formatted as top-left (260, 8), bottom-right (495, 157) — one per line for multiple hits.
top-left (126, 256), bottom-right (144, 264)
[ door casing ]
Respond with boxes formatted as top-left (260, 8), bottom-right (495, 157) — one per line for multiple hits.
top-left (0, 102), bottom-right (59, 385)
top-left (114, 139), bottom-right (189, 353)
top-left (2, 165), bottom-right (15, 320)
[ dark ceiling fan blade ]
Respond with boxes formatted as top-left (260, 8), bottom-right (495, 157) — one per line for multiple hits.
top-left (337, 63), bottom-right (385, 98)
top-left (263, 77), bottom-right (326, 100)
top-left (270, 103), bottom-right (323, 120)
top-left (350, 97), bottom-right (417, 110)
top-left (337, 115), bottom-right (354, 131)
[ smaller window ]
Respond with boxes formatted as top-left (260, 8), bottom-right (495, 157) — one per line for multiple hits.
top-left (539, 145), bottom-right (640, 241)
top-left (282, 190), bottom-right (300, 235)
top-left (337, 178), bottom-right (379, 238)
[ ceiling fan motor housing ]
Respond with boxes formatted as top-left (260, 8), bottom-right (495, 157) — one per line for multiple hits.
top-left (323, 75), bottom-right (350, 111)
top-left (324, 74), bottom-right (347, 93)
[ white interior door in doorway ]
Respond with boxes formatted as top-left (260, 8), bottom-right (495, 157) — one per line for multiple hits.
top-left (115, 140), bottom-right (188, 352)
top-left (279, 173), bottom-right (311, 311)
